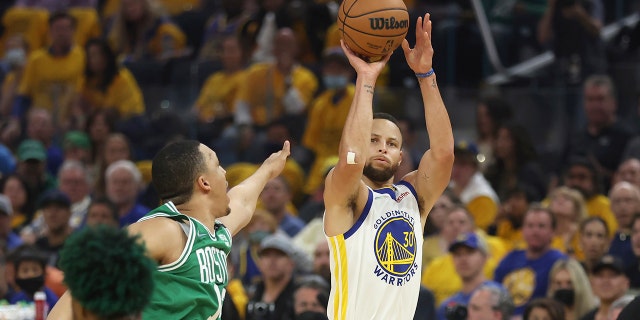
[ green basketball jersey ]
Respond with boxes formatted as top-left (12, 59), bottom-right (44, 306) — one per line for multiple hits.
top-left (141, 202), bottom-right (232, 320)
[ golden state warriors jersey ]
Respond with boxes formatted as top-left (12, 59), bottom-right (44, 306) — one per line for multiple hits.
top-left (325, 181), bottom-right (423, 320)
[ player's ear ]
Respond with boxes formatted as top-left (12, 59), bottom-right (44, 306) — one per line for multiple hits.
top-left (197, 175), bottom-right (211, 192)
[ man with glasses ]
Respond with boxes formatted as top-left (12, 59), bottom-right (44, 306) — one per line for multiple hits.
top-left (467, 284), bottom-right (514, 320)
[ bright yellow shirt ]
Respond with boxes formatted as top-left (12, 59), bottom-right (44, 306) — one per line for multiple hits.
top-left (236, 62), bottom-right (318, 126)
top-left (18, 46), bottom-right (85, 118)
top-left (81, 68), bottom-right (145, 118)
top-left (0, 7), bottom-right (49, 55)
top-left (467, 196), bottom-right (498, 231)
top-left (195, 70), bottom-right (246, 121)
top-left (302, 85), bottom-right (355, 194)
top-left (586, 195), bottom-right (618, 236)
top-left (422, 254), bottom-right (499, 306)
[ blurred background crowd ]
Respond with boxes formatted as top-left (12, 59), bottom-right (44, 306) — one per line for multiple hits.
top-left (0, 0), bottom-right (638, 319)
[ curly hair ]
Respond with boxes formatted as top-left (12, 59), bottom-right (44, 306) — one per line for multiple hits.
top-left (58, 226), bottom-right (156, 318)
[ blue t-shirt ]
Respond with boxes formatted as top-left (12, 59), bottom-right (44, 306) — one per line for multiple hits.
top-left (8, 286), bottom-right (58, 309)
top-left (280, 214), bottom-right (305, 237)
top-left (437, 280), bottom-right (503, 320)
top-left (494, 249), bottom-right (566, 315)
top-left (120, 202), bottom-right (150, 227)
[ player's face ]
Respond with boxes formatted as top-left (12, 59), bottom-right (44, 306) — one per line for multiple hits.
top-left (199, 145), bottom-right (230, 217)
top-left (364, 119), bottom-right (402, 183)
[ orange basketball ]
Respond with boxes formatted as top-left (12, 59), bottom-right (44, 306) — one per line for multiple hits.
top-left (337, 0), bottom-right (409, 62)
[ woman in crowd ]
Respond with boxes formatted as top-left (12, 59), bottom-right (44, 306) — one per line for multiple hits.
top-left (546, 259), bottom-right (596, 320)
top-left (547, 186), bottom-right (588, 257)
top-left (579, 217), bottom-right (610, 273)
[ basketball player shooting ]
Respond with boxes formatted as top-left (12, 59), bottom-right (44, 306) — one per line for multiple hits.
top-left (323, 13), bottom-right (454, 319)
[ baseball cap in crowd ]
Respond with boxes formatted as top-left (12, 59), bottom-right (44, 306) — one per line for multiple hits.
top-left (454, 140), bottom-right (479, 165)
top-left (17, 139), bottom-right (47, 161)
top-left (0, 194), bottom-right (12, 216)
top-left (449, 232), bottom-right (489, 255)
top-left (63, 131), bottom-right (91, 150)
top-left (593, 254), bottom-right (626, 274)
top-left (259, 233), bottom-right (294, 257)
top-left (37, 189), bottom-right (71, 209)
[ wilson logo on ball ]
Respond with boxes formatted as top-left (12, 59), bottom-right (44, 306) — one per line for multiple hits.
top-left (368, 17), bottom-right (409, 30)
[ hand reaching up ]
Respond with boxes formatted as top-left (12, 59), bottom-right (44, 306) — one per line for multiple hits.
top-left (401, 13), bottom-right (434, 74)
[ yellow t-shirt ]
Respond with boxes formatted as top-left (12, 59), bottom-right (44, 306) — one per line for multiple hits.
top-left (226, 278), bottom-right (248, 319)
top-left (0, 7), bottom-right (49, 55)
top-left (195, 70), bottom-right (246, 121)
top-left (18, 46), bottom-right (85, 118)
top-left (467, 196), bottom-right (498, 231)
top-left (81, 68), bottom-right (145, 118)
top-left (586, 195), bottom-right (618, 236)
top-left (302, 85), bottom-right (355, 194)
top-left (236, 62), bottom-right (318, 126)
top-left (68, 8), bottom-right (102, 47)
top-left (421, 254), bottom-right (499, 306)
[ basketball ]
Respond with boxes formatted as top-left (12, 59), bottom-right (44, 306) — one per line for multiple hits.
top-left (337, 0), bottom-right (410, 62)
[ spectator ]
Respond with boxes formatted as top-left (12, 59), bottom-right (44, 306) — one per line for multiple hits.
top-left (474, 95), bottom-right (514, 173)
top-left (56, 225), bottom-right (155, 320)
top-left (523, 298), bottom-right (565, 320)
top-left (561, 156), bottom-right (618, 236)
top-left (6, 244), bottom-right (58, 309)
top-left (494, 206), bottom-right (566, 315)
top-left (78, 38), bottom-right (145, 120)
top-left (85, 109), bottom-right (118, 167)
top-left (197, 0), bottom-right (250, 62)
top-left (467, 284), bottom-right (514, 320)
top-left (581, 255), bottom-right (630, 320)
top-left (578, 217), bottom-right (610, 273)
top-left (223, 254), bottom-right (249, 320)
top-left (301, 49), bottom-right (354, 195)
top-left (423, 188), bottom-right (459, 238)
top-left (237, 209), bottom-right (279, 288)
top-left (234, 28), bottom-right (318, 134)
top-left (15, 139), bottom-right (57, 199)
top-left (260, 176), bottom-right (304, 237)
top-left (0, 195), bottom-right (22, 251)
top-left (614, 158), bottom-right (640, 189)
top-left (33, 189), bottom-right (72, 267)
top-left (56, 160), bottom-right (92, 229)
top-left (2, 175), bottom-right (35, 232)
top-left (546, 259), bottom-right (596, 319)
top-left (62, 131), bottom-right (92, 165)
top-left (607, 181), bottom-right (640, 268)
top-left (564, 75), bottom-right (635, 192)
top-left (625, 214), bottom-right (640, 289)
top-left (293, 276), bottom-right (329, 317)
top-left (423, 204), bottom-right (474, 271)
top-left (3, 12), bottom-right (85, 142)
top-left (247, 233), bottom-right (297, 320)
top-left (83, 198), bottom-right (119, 228)
top-left (436, 232), bottom-right (504, 320)
top-left (106, 0), bottom-right (187, 61)
top-left (14, 0), bottom-right (97, 12)
top-left (485, 122), bottom-right (547, 201)
top-left (104, 159), bottom-right (148, 227)
top-left (311, 239), bottom-right (330, 288)
top-left (547, 186), bottom-right (588, 257)
top-left (25, 108), bottom-right (63, 176)
top-left (93, 133), bottom-right (132, 197)
top-left (0, 35), bottom-right (28, 118)
top-left (450, 141), bottom-right (500, 231)
top-left (193, 35), bottom-right (248, 143)
top-left (241, 0), bottom-right (292, 63)
top-left (490, 184), bottom-right (536, 250)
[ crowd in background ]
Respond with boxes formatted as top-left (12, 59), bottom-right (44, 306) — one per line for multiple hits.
top-left (0, 0), bottom-right (638, 319)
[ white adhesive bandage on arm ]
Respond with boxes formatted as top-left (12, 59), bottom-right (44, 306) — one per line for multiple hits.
top-left (347, 151), bottom-right (356, 164)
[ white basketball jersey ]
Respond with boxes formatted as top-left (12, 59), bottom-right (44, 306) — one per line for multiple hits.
top-left (325, 181), bottom-right (423, 320)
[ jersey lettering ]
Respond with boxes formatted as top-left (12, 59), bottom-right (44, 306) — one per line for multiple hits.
top-left (195, 246), bottom-right (228, 284)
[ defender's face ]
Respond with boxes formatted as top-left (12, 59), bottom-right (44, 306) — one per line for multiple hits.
top-left (199, 145), bottom-right (230, 216)
top-left (364, 119), bottom-right (403, 182)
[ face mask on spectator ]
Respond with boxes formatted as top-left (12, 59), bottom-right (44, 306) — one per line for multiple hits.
top-left (553, 288), bottom-right (575, 307)
top-left (323, 75), bottom-right (348, 90)
top-left (15, 275), bottom-right (45, 297)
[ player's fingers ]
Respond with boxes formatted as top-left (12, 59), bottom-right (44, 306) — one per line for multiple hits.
top-left (401, 38), bottom-right (411, 55)
top-left (415, 16), bottom-right (423, 36)
top-left (425, 14), bottom-right (432, 40)
top-left (282, 140), bottom-right (291, 155)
